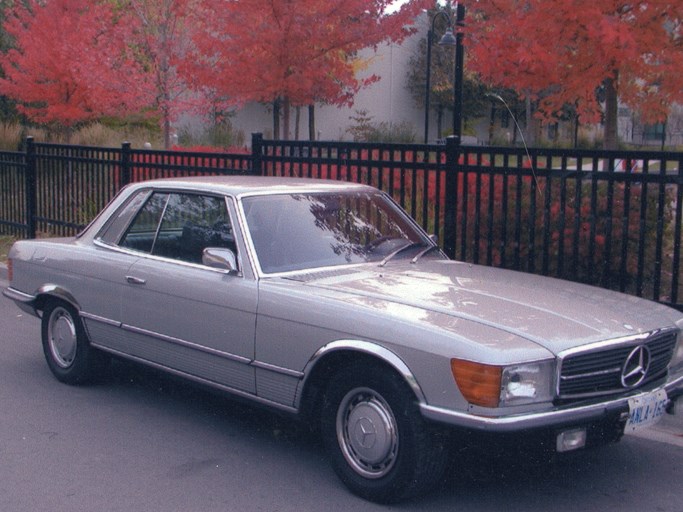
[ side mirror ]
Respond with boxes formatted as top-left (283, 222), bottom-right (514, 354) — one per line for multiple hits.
top-left (429, 234), bottom-right (438, 244)
top-left (202, 247), bottom-right (238, 273)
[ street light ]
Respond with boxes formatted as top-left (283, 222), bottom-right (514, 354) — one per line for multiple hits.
top-left (423, 3), bottom-right (465, 145)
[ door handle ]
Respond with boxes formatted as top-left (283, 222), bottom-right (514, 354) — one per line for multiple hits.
top-left (125, 276), bottom-right (147, 285)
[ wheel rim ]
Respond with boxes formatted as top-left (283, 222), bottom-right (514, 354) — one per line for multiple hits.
top-left (47, 307), bottom-right (78, 369)
top-left (336, 387), bottom-right (399, 479)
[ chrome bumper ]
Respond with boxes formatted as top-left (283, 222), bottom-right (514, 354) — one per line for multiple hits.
top-left (420, 372), bottom-right (683, 433)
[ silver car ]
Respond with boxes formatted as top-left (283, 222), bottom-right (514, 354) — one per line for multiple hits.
top-left (4, 176), bottom-right (683, 503)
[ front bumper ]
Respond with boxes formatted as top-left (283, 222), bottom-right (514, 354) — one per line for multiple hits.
top-left (420, 371), bottom-right (683, 433)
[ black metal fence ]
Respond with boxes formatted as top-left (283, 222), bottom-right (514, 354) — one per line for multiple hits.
top-left (1, 134), bottom-right (681, 311)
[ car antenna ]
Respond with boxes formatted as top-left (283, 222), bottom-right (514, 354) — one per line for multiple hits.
top-left (486, 93), bottom-right (544, 198)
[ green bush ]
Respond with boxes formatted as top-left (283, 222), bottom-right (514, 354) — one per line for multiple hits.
top-left (347, 109), bottom-right (416, 143)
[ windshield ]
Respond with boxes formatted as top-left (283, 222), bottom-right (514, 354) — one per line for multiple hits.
top-left (242, 191), bottom-right (434, 273)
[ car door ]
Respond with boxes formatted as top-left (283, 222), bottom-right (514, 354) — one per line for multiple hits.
top-left (115, 191), bottom-right (258, 394)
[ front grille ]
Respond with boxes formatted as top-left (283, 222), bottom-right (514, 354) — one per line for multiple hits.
top-left (558, 330), bottom-right (677, 399)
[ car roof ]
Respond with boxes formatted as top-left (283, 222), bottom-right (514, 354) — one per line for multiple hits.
top-left (126, 175), bottom-right (376, 197)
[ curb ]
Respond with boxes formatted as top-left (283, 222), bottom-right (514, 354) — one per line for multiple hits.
top-left (630, 412), bottom-right (683, 447)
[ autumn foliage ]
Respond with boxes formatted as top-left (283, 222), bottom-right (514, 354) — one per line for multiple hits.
top-left (0, 0), bottom-right (431, 142)
top-left (181, 0), bottom-right (431, 139)
top-left (191, 0), bottom-right (429, 105)
top-left (468, 1), bottom-right (683, 148)
top-left (0, 0), bottom-right (149, 128)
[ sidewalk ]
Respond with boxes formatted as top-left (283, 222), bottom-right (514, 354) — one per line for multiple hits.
top-left (656, 409), bottom-right (683, 435)
top-left (630, 408), bottom-right (683, 448)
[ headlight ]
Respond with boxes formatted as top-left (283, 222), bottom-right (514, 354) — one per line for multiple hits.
top-left (500, 361), bottom-right (555, 406)
top-left (451, 358), bottom-right (555, 408)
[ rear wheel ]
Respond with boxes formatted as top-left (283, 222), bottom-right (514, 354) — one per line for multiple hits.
top-left (41, 301), bottom-right (107, 384)
top-left (321, 363), bottom-right (448, 503)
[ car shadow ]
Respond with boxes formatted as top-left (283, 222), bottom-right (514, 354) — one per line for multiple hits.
top-left (99, 357), bottom-right (681, 511)
top-left (104, 357), bottom-right (317, 447)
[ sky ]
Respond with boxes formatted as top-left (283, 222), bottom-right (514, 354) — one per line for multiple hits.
top-left (385, 0), bottom-right (410, 13)
top-left (386, 1), bottom-right (454, 14)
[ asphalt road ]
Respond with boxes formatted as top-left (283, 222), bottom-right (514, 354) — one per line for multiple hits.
top-left (1, 270), bottom-right (683, 512)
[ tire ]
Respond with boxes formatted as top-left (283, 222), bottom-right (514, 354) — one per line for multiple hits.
top-left (321, 363), bottom-right (448, 503)
top-left (41, 300), bottom-right (107, 384)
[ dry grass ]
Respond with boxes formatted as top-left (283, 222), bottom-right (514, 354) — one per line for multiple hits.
top-left (0, 235), bottom-right (15, 265)
top-left (0, 121), bottom-right (163, 150)
top-left (0, 123), bottom-right (41, 150)
top-left (69, 122), bottom-right (164, 148)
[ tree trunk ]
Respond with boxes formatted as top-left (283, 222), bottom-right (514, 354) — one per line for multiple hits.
top-left (603, 76), bottom-right (618, 150)
top-left (437, 105), bottom-right (443, 140)
top-left (273, 99), bottom-right (280, 140)
top-left (294, 106), bottom-right (300, 141)
top-left (282, 97), bottom-right (291, 141)
top-left (308, 105), bottom-right (315, 141)
top-left (163, 110), bottom-right (171, 149)
top-left (525, 95), bottom-right (535, 146)
top-left (488, 103), bottom-right (496, 143)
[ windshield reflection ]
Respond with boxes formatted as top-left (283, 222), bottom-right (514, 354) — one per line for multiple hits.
top-left (242, 192), bottom-right (429, 273)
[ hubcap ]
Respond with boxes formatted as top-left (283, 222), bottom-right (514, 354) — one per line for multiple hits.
top-left (336, 387), bottom-right (398, 479)
top-left (48, 307), bottom-right (77, 368)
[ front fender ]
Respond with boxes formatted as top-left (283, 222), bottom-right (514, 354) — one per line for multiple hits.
top-left (295, 339), bottom-right (428, 410)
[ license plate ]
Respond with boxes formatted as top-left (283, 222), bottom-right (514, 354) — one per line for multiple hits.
top-left (625, 389), bottom-right (668, 433)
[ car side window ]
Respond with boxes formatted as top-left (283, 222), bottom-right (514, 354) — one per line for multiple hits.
top-left (119, 192), bottom-right (235, 265)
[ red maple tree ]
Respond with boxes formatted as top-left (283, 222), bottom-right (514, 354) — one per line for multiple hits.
top-left (0, 0), bottom-right (150, 136)
top-left (184, 0), bottom-right (432, 139)
top-left (126, 0), bottom-right (206, 148)
top-left (469, 1), bottom-right (683, 149)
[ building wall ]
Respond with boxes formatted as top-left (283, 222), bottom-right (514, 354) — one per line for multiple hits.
top-left (227, 26), bottom-right (433, 144)
top-left (202, 15), bottom-right (683, 149)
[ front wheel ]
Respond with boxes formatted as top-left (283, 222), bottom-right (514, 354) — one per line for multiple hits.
top-left (321, 364), bottom-right (448, 503)
top-left (41, 301), bottom-right (107, 384)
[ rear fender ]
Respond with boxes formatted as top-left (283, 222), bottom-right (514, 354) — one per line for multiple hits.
top-left (33, 284), bottom-right (81, 314)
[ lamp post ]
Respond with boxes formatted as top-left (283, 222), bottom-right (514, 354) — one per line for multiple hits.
top-left (423, 3), bottom-right (465, 145)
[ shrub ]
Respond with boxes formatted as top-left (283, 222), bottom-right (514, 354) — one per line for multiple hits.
top-left (347, 109), bottom-right (417, 143)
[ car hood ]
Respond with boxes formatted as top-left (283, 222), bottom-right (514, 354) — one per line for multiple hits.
top-left (288, 259), bottom-right (680, 355)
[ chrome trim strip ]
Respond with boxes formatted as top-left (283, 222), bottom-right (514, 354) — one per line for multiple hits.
top-left (560, 366), bottom-right (621, 381)
top-left (120, 323), bottom-right (252, 365)
top-left (90, 344), bottom-right (298, 414)
top-left (33, 284), bottom-right (81, 310)
top-left (93, 239), bottom-right (239, 277)
top-left (557, 327), bottom-right (677, 360)
top-left (79, 311), bottom-right (122, 328)
top-left (85, 313), bottom-right (302, 379)
top-left (250, 360), bottom-right (304, 379)
top-left (420, 372), bottom-right (683, 433)
top-left (295, 339), bottom-right (427, 409)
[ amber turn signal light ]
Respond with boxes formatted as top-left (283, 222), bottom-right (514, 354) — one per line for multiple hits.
top-left (450, 358), bottom-right (502, 408)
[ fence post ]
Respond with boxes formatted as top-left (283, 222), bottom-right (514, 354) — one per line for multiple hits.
top-left (120, 141), bottom-right (132, 189)
top-left (443, 136), bottom-right (461, 258)
top-left (251, 132), bottom-right (263, 176)
top-left (24, 136), bottom-right (37, 239)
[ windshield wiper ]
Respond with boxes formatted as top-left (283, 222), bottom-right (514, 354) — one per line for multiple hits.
top-left (378, 242), bottom-right (424, 267)
top-left (410, 245), bottom-right (440, 264)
